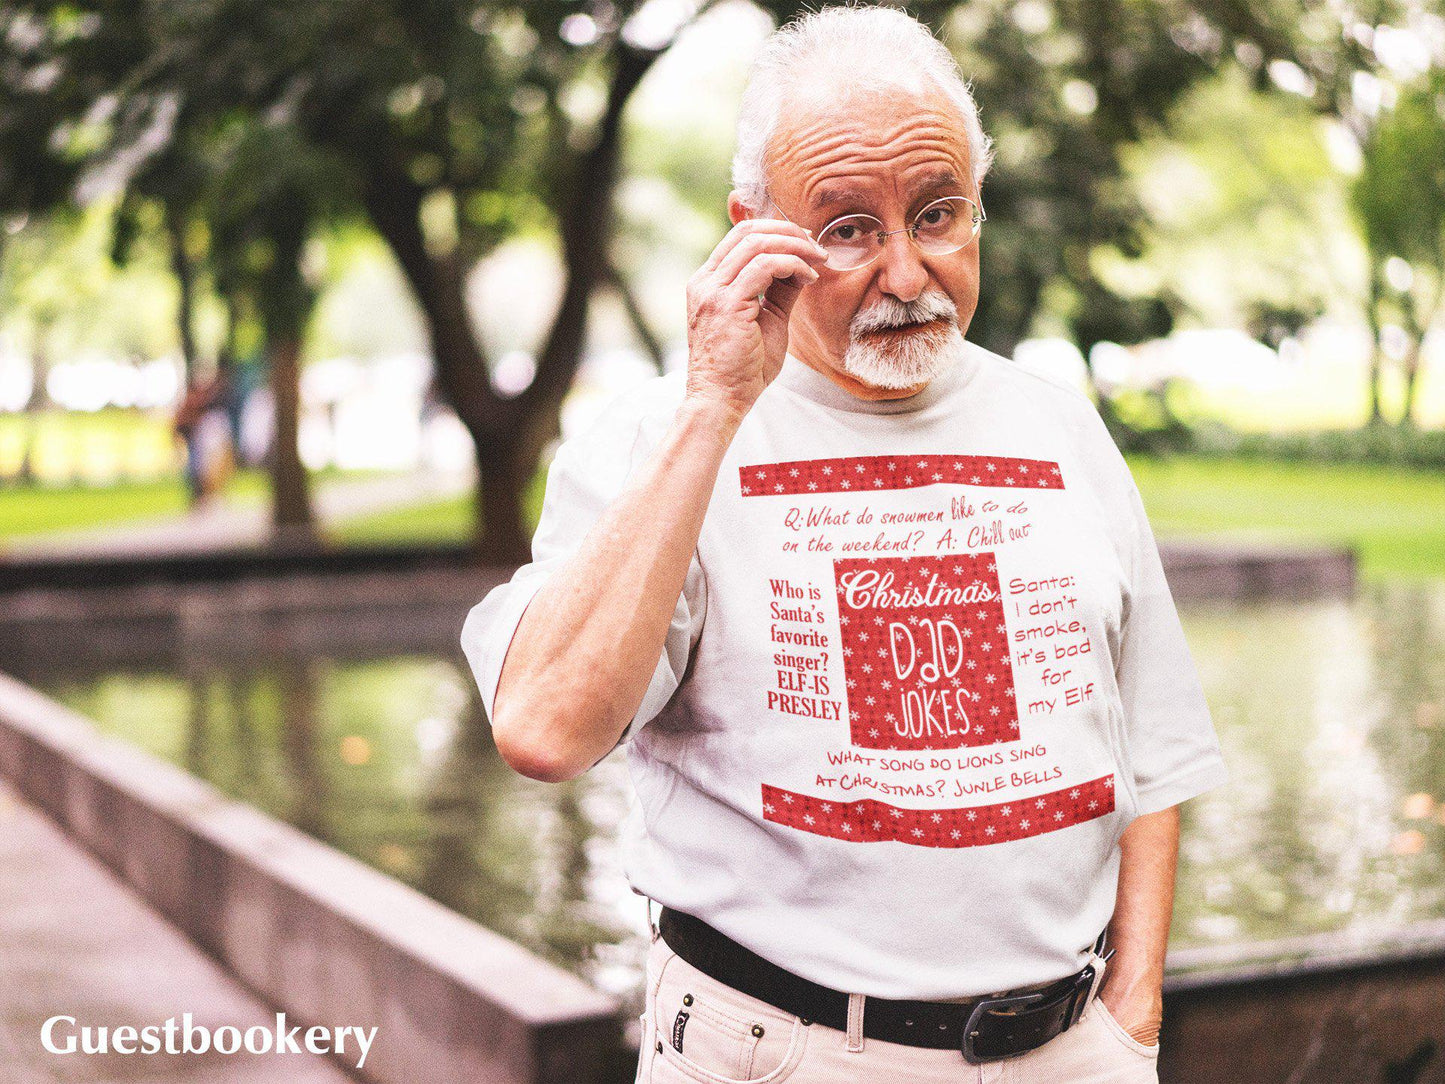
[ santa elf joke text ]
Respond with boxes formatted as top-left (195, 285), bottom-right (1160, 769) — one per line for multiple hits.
top-left (738, 454), bottom-right (1116, 848)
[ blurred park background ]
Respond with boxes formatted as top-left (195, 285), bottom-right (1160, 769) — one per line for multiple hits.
top-left (2, 0), bottom-right (1443, 566)
top-left (2, 1), bottom-right (1445, 1081)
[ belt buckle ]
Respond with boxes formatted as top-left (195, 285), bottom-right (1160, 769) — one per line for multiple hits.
top-left (961, 989), bottom-right (1048, 1063)
top-left (1066, 961), bottom-right (1099, 1029)
top-left (961, 962), bottom-right (1100, 1064)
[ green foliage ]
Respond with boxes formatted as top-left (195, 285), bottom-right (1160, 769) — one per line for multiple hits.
top-left (1193, 420), bottom-right (1445, 471)
top-left (0, 203), bottom-right (182, 360)
top-left (7, 0), bottom-right (1406, 366)
top-left (1351, 67), bottom-right (1445, 272)
top-left (1347, 66), bottom-right (1445, 426)
top-left (1109, 65), bottom-right (1347, 336)
top-left (1097, 378), bottom-right (1203, 455)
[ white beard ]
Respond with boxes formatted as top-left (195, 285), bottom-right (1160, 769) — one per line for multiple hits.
top-left (840, 293), bottom-right (966, 390)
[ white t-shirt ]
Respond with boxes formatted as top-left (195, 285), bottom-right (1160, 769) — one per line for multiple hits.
top-left (461, 340), bottom-right (1229, 999)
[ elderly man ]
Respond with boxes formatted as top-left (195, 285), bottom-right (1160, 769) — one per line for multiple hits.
top-left (462, 5), bottom-right (1228, 1081)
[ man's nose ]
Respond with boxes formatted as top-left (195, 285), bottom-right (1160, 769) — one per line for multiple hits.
top-left (873, 229), bottom-right (930, 303)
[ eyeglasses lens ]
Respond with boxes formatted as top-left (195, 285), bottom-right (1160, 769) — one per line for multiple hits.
top-left (817, 196), bottom-right (982, 271)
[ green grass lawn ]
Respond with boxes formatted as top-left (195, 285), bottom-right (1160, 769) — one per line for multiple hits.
top-left (327, 493), bottom-right (474, 547)
top-left (332, 453), bottom-right (1445, 579)
top-left (6, 454), bottom-right (1444, 580)
top-left (327, 469), bottom-right (544, 548)
top-left (0, 471), bottom-right (270, 540)
top-left (1126, 455), bottom-right (1445, 579)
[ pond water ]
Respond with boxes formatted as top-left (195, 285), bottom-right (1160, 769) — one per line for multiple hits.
top-left (16, 573), bottom-right (1445, 1018)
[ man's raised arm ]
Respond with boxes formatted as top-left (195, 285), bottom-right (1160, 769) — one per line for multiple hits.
top-left (489, 396), bottom-right (739, 782)
top-left (480, 213), bottom-right (828, 783)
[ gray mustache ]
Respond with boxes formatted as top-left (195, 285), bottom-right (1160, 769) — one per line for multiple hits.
top-left (853, 295), bottom-right (957, 334)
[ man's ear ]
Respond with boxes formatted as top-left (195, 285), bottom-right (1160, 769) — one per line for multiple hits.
top-left (727, 190), bottom-right (754, 226)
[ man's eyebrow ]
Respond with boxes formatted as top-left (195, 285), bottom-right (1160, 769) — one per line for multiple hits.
top-left (809, 185), bottom-right (871, 212)
top-left (911, 170), bottom-right (963, 201)
top-left (808, 170), bottom-right (964, 213)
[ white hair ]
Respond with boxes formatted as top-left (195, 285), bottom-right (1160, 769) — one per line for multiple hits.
top-left (731, 3), bottom-right (996, 213)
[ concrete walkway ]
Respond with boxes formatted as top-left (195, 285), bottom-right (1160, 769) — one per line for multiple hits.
top-left (0, 779), bottom-right (360, 1083)
top-left (2, 469), bottom-right (473, 561)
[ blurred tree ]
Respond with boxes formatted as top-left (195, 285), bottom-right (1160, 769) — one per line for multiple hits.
top-left (263, 0), bottom-right (779, 561)
top-left (198, 124), bottom-right (356, 537)
top-left (108, 122), bottom-right (342, 535)
top-left (0, 0), bottom-right (1417, 557)
top-left (109, 145), bottom-right (209, 381)
top-left (0, 0), bottom-right (738, 559)
top-left (0, 205), bottom-right (177, 480)
top-left (623, 0), bottom-right (1402, 441)
top-left (1104, 67), bottom-right (1345, 347)
top-left (0, 212), bottom-right (80, 483)
top-left (1350, 66), bottom-right (1445, 428)
top-left (0, 3), bottom-right (328, 531)
top-left (939, 0), bottom-right (1396, 379)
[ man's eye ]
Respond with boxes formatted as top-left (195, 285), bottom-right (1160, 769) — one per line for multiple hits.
top-left (918, 206), bottom-right (955, 229)
top-left (828, 224), bottom-right (859, 242)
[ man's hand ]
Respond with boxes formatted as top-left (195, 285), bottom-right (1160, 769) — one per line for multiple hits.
top-left (1098, 804), bottom-right (1180, 1048)
top-left (1098, 970), bottom-right (1163, 1047)
top-left (684, 217), bottom-right (828, 425)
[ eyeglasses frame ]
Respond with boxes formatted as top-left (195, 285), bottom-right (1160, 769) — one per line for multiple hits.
top-left (763, 188), bottom-right (988, 272)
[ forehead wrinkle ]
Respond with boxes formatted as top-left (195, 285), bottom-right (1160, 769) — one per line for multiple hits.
top-left (810, 165), bottom-right (962, 214)
top-left (768, 108), bottom-right (971, 213)
top-left (772, 118), bottom-right (964, 181)
top-left (794, 143), bottom-right (970, 216)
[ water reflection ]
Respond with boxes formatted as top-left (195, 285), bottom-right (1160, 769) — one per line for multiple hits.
top-left (24, 652), bottom-right (646, 1007)
top-left (1172, 575), bottom-right (1445, 961)
top-left (17, 575), bottom-right (1445, 1010)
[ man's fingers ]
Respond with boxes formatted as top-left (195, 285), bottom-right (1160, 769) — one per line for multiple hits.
top-left (761, 266), bottom-right (811, 323)
top-left (700, 217), bottom-right (817, 276)
top-left (716, 232), bottom-right (828, 290)
top-left (731, 253), bottom-right (819, 304)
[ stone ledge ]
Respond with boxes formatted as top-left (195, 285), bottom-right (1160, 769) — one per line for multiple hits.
top-left (0, 671), bottom-right (621, 1084)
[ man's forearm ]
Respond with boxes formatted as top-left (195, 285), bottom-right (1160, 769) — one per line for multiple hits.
top-left (1100, 804), bottom-right (1179, 1045)
top-left (491, 395), bottom-right (742, 782)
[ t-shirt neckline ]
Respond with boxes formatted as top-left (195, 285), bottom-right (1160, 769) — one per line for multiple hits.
top-left (773, 341), bottom-right (982, 415)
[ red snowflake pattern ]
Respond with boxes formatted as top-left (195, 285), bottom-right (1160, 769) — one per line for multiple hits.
top-left (835, 553), bottom-right (1016, 750)
top-left (738, 454), bottom-right (1065, 497)
top-left (761, 775), bottom-right (1115, 847)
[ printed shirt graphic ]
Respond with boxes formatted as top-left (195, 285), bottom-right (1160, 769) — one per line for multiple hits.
top-left (461, 343), bottom-right (1230, 1000)
top-left (744, 455), bottom-right (1117, 851)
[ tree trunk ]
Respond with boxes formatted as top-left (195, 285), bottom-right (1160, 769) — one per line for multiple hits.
top-left (167, 200), bottom-right (199, 380)
top-left (1399, 338), bottom-right (1422, 429)
top-left (475, 446), bottom-right (535, 566)
top-left (1399, 272), bottom-right (1442, 428)
top-left (1365, 265), bottom-right (1385, 425)
top-left (268, 334), bottom-right (316, 543)
top-left (361, 172), bottom-right (528, 560)
top-left (516, 44), bottom-right (658, 447)
top-left (363, 42), bottom-right (670, 565)
top-left (16, 339), bottom-right (45, 485)
top-left (605, 260), bottom-right (666, 370)
top-left (217, 293), bottom-right (242, 373)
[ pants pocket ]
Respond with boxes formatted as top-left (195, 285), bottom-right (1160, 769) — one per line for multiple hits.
top-left (646, 940), bottom-right (809, 1084)
top-left (1092, 997), bottom-right (1161, 1059)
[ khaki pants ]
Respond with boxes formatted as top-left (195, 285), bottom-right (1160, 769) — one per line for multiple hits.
top-left (635, 926), bottom-right (1160, 1084)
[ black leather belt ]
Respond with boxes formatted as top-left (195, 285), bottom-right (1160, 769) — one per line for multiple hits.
top-left (657, 905), bottom-right (1110, 1063)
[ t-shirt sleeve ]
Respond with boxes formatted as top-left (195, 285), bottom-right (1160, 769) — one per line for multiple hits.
top-left (459, 389), bottom-right (707, 758)
top-left (1114, 467), bottom-right (1230, 816)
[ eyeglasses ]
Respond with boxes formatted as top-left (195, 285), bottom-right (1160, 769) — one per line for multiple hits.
top-left (766, 192), bottom-right (986, 272)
